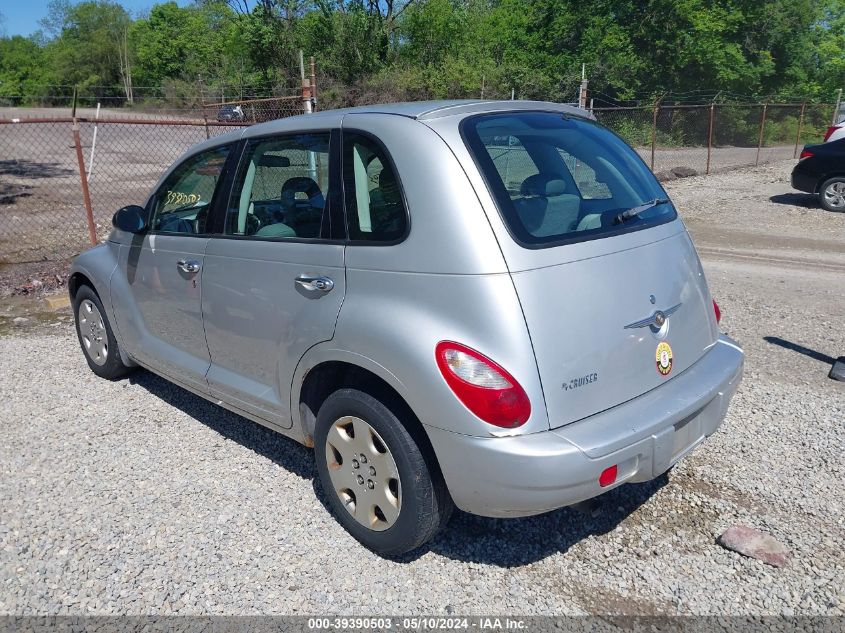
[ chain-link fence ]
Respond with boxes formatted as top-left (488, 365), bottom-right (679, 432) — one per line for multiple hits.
top-left (0, 96), bottom-right (836, 264)
top-left (594, 102), bottom-right (835, 177)
top-left (0, 116), bottom-right (252, 263)
top-left (206, 96), bottom-right (304, 123)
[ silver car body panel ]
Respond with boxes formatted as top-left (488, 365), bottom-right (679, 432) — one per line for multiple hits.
top-left (113, 235), bottom-right (210, 393)
top-left (71, 100), bottom-right (743, 518)
top-left (427, 335), bottom-right (743, 517)
top-left (202, 238), bottom-right (346, 428)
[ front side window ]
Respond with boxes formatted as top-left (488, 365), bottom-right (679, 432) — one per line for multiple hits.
top-left (149, 145), bottom-right (230, 234)
top-left (462, 112), bottom-right (676, 247)
top-left (225, 133), bottom-right (331, 240)
top-left (343, 133), bottom-right (407, 242)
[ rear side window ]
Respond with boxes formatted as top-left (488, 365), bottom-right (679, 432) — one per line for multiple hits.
top-left (343, 133), bottom-right (407, 242)
top-left (225, 133), bottom-right (331, 240)
top-left (462, 112), bottom-right (676, 247)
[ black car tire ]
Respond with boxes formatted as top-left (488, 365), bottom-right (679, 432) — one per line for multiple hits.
top-left (73, 284), bottom-right (134, 380)
top-left (819, 176), bottom-right (845, 212)
top-left (314, 388), bottom-right (453, 557)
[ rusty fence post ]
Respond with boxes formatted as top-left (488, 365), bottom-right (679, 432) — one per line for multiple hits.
top-left (202, 104), bottom-right (210, 139)
top-left (71, 87), bottom-right (98, 246)
top-left (650, 95), bottom-right (663, 171)
top-left (706, 102), bottom-right (715, 175)
top-left (794, 101), bottom-right (806, 159)
top-left (755, 102), bottom-right (768, 166)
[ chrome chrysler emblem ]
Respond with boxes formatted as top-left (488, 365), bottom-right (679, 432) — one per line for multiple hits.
top-left (624, 303), bottom-right (682, 329)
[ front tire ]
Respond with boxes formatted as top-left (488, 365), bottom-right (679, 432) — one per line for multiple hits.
top-left (72, 284), bottom-right (133, 380)
top-left (314, 388), bottom-right (453, 556)
top-left (819, 177), bottom-right (845, 212)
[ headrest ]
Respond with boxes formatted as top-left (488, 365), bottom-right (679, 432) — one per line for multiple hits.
top-left (282, 176), bottom-right (321, 198)
top-left (520, 173), bottom-right (568, 197)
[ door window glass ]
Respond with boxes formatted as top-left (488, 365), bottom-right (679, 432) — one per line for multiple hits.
top-left (343, 133), bottom-right (407, 242)
top-left (226, 134), bottom-right (331, 240)
top-left (150, 146), bottom-right (230, 234)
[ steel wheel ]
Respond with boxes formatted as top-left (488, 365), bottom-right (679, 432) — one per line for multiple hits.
top-left (823, 181), bottom-right (845, 211)
top-left (324, 415), bottom-right (401, 531)
top-left (78, 298), bottom-right (108, 366)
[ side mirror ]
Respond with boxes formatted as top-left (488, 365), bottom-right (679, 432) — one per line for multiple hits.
top-left (112, 205), bottom-right (148, 234)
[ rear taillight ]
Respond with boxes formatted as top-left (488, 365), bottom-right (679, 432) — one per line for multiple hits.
top-left (799, 149), bottom-right (814, 160)
top-left (713, 299), bottom-right (721, 324)
top-left (823, 126), bottom-right (839, 142)
top-left (435, 341), bottom-right (531, 428)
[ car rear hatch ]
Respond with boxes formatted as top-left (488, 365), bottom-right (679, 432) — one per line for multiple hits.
top-left (460, 110), bottom-right (719, 429)
top-left (510, 229), bottom-right (717, 428)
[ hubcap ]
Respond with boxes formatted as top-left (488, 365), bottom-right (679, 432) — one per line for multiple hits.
top-left (324, 416), bottom-right (401, 531)
top-left (78, 299), bottom-right (108, 366)
top-left (824, 182), bottom-right (845, 210)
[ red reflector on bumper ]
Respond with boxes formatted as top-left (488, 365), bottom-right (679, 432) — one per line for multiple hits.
top-left (599, 465), bottom-right (618, 487)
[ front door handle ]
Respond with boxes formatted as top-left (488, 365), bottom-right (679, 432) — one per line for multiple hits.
top-left (295, 275), bottom-right (334, 293)
top-left (177, 259), bottom-right (201, 274)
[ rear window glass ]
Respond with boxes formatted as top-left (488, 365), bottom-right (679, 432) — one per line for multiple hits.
top-left (462, 112), bottom-right (676, 247)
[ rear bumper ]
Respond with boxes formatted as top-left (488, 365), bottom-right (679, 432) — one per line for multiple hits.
top-left (425, 335), bottom-right (744, 518)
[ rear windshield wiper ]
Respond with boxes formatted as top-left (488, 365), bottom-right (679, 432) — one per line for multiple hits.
top-left (614, 198), bottom-right (670, 224)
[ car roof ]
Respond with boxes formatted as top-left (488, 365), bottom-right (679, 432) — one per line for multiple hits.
top-left (302, 99), bottom-right (590, 121)
top-left (190, 100), bottom-right (592, 154)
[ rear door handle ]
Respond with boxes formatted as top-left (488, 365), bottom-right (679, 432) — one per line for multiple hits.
top-left (295, 275), bottom-right (334, 293)
top-left (177, 259), bottom-right (201, 274)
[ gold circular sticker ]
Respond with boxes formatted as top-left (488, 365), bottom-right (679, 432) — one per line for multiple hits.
top-left (656, 341), bottom-right (673, 376)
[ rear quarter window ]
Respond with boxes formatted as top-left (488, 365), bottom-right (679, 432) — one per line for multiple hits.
top-left (461, 112), bottom-right (676, 247)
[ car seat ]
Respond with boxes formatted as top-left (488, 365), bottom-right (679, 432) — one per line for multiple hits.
top-left (255, 176), bottom-right (324, 238)
top-left (514, 173), bottom-right (581, 237)
top-left (367, 170), bottom-right (403, 235)
top-left (281, 176), bottom-right (324, 237)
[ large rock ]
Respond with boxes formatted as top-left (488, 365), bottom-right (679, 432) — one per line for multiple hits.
top-left (829, 357), bottom-right (845, 381)
top-left (654, 170), bottom-right (677, 182)
top-left (671, 166), bottom-right (698, 178)
top-left (717, 525), bottom-right (790, 567)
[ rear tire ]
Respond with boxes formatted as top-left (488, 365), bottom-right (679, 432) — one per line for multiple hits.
top-left (72, 284), bottom-right (133, 380)
top-left (314, 388), bottom-right (453, 556)
top-left (819, 177), bottom-right (845, 212)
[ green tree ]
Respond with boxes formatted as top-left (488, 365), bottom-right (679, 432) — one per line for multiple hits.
top-left (0, 36), bottom-right (52, 99)
top-left (41, 1), bottom-right (134, 100)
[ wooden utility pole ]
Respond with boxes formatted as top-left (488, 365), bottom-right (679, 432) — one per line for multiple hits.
top-left (578, 63), bottom-right (588, 109)
top-left (300, 50), bottom-right (312, 114)
top-left (310, 56), bottom-right (317, 110)
top-left (755, 102), bottom-right (768, 166)
top-left (794, 101), bottom-right (806, 159)
top-left (706, 91), bottom-right (721, 175)
top-left (650, 94), bottom-right (665, 171)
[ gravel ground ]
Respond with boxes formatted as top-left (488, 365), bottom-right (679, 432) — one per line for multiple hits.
top-left (1, 159), bottom-right (843, 616)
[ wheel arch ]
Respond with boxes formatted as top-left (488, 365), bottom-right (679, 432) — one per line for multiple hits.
top-left (293, 352), bottom-right (445, 482)
top-left (69, 246), bottom-right (134, 367)
top-left (817, 172), bottom-right (845, 193)
top-left (68, 271), bottom-right (98, 301)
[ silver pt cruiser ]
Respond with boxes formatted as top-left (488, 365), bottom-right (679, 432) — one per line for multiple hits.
top-left (70, 100), bottom-right (744, 556)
